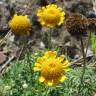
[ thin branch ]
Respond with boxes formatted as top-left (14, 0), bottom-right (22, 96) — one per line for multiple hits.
top-left (0, 55), bottom-right (15, 75)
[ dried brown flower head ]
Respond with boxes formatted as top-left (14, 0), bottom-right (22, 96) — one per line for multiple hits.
top-left (88, 18), bottom-right (96, 31)
top-left (65, 14), bottom-right (88, 37)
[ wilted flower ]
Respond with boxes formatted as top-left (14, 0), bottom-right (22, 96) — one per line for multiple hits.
top-left (88, 18), bottom-right (96, 31)
top-left (10, 14), bottom-right (31, 36)
top-left (34, 51), bottom-right (70, 86)
top-left (37, 4), bottom-right (65, 28)
top-left (65, 14), bottom-right (88, 37)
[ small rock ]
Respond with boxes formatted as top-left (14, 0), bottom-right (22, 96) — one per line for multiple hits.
top-left (40, 42), bottom-right (45, 48)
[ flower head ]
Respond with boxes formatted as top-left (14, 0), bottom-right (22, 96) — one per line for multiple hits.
top-left (10, 14), bottom-right (31, 36)
top-left (37, 4), bottom-right (65, 28)
top-left (88, 18), bottom-right (96, 31)
top-left (34, 51), bottom-right (70, 86)
top-left (65, 14), bottom-right (88, 37)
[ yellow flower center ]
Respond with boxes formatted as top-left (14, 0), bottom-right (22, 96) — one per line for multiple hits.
top-left (42, 8), bottom-right (60, 24)
top-left (41, 59), bottom-right (64, 80)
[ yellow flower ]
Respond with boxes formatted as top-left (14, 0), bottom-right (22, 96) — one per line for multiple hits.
top-left (10, 14), bottom-right (31, 36)
top-left (34, 51), bottom-right (70, 86)
top-left (37, 4), bottom-right (65, 28)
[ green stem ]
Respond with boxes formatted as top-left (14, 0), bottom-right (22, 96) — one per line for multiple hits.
top-left (80, 37), bottom-right (86, 83)
top-left (78, 37), bottom-right (86, 94)
top-left (23, 37), bottom-right (33, 82)
top-left (26, 49), bottom-right (33, 82)
top-left (48, 29), bottom-right (52, 49)
top-left (85, 31), bottom-right (91, 55)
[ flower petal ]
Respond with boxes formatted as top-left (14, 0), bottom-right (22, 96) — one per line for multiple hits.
top-left (44, 51), bottom-right (57, 58)
top-left (37, 57), bottom-right (45, 63)
top-left (39, 76), bottom-right (45, 82)
top-left (63, 60), bottom-right (70, 67)
top-left (64, 68), bottom-right (70, 72)
top-left (33, 67), bottom-right (41, 71)
top-left (57, 55), bottom-right (65, 62)
top-left (60, 75), bottom-right (67, 83)
top-left (47, 81), bottom-right (53, 86)
top-left (35, 63), bottom-right (41, 67)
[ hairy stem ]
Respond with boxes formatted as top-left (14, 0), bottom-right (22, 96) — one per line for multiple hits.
top-left (80, 37), bottom-right (86, 83)
top-left (78, 37), bottom-right (86, 94)
top-left (48, 29), bottom-right (52, 49)
top-left (85, 31), bottom-right (91, 55)
top-left (26, 48), bottom-right (33, 82)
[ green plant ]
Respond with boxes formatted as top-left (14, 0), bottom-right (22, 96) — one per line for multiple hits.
top-left (91, 33), bottom-right (96, 55)
top-left (0, 51), bottom-right (96, 96)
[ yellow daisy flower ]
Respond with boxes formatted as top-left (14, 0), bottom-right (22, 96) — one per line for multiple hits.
top-left (10, 14), bottom-right (31, 36)
top-left (37, 4), bottom-right (65, 28)
top-left (34, 51), bottom-right (70, 86)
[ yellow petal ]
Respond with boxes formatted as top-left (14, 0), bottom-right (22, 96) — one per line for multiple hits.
top-left (35, 63), bottom-right (41, 67)
top-left (52, 4), bottom-right (57, 8)
top-left (64, 68), bottom-right (70, 72)
top-left (47, 81), bottom-right (53, 86)
top-left (58, 55), bottom-right (65, 62)
top-left (46, 5), bottom-right (51, 8)
top-left (25, 15), bottom-right (28, 18)
top-left (63, 60), bottom-right (70, 67)
top-left (47, 24), bottom-right (53, 28)
top-left (37, 57), bottom-right (44, 63)
top-left (33, 67), bottom-right (41, 71)
top-left (14, 14), bottom-right (17, 17)
top-left (58, 7), bottom-right (63, 11)
top-left (44, 51), bottom-right (57, 58)
top-left (42, 7), bottom-right (45, 10)
top-left (60, 75), bottom-right (67, 83)
top-left (41, 22), bottom-right (45, 25)
top-left (39, 76), bottom-right (45, 82)
top-left (61, 12), bottom-right (65, 16)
